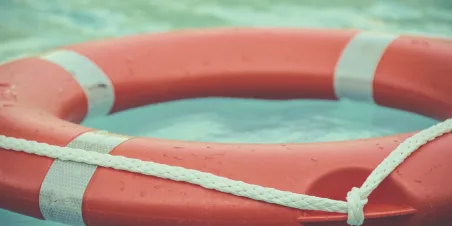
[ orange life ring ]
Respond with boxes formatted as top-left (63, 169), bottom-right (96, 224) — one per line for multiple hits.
top-left (0, 28), bottom-right (451, 226)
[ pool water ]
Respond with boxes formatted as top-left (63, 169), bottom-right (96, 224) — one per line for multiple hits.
top-left (0, 0), bottom-right (450, 225)
top-left (83, 99), bottom-right (437, 143)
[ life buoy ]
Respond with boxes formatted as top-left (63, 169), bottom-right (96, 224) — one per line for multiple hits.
top-left (0, 28), bottom-right (452, 226)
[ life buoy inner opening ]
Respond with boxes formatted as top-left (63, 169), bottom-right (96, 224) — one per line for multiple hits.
top-left (81, 98), bottom-right (438, 143)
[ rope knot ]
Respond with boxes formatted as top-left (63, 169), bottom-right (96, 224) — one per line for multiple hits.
top-left (346, 187), bottom-right (368, 226)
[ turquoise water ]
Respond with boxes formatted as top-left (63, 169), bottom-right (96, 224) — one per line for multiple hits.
top-left (0, 0), bottom-right (450, 225)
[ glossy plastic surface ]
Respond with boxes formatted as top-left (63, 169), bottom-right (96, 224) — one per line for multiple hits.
top-left (0, 28), bottom-right (452, 226)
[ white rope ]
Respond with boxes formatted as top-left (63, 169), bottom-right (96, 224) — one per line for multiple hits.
top-left (1, 118), bottom-right (451, 226)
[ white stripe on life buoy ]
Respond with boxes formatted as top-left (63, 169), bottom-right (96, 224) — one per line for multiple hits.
top-left (334, 32), bottom-right (399, 102)
top-left (39, 50), bottom-right (115, 119)
top-left (38, 131), bottom-right (132, 226)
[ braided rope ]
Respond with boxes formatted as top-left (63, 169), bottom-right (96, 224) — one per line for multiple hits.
top-left (1, 117), bottom-right (451, 225)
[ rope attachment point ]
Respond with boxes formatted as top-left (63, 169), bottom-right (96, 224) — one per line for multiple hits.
top-left (346, 187), bottom-right (368, 226)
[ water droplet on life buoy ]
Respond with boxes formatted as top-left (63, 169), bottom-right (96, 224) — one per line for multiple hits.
top-left (0, 83), bottom-right (17, 106)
